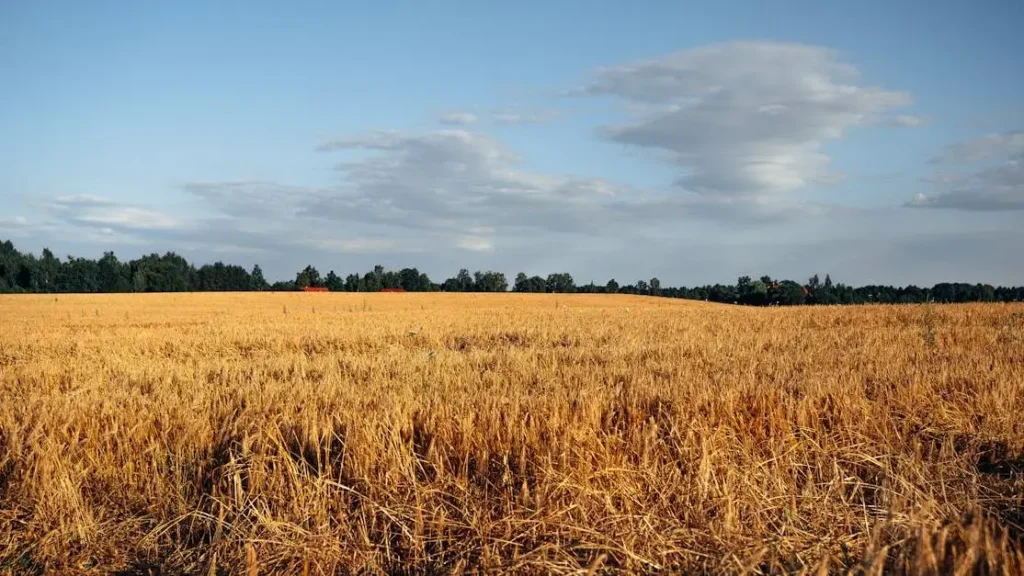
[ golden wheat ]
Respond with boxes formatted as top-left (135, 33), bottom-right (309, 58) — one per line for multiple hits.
top-left (1, 293), bottom-right (1022, 574)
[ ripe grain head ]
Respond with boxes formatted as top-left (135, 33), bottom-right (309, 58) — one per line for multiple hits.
top-left (1, 293), bottom-right (1022, 573)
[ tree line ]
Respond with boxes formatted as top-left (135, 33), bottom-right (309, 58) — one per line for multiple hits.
top-left (1, 239), bottom-right (1022, 305)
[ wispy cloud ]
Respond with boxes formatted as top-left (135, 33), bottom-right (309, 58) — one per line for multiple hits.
top-left (888, 114), bottom-right (930, 127)
top-left (0, 215), bottom-right (29, 227)
top-left (13, 40), bottom-right (1021, 284)
top-left (50, 196), bottom-right (185, 230)
top-left (0, 215), bottom-right (31, 237)
top-left (490, 107), bottom-right (559, 125)
top-left (575, 41), bottom-right (919, 200)
top-left (908, 130), bottom-right (1024, 210)
top-left (437, 108), bottom-right (560, 127)
top-left (439, 111), bottom-right (479, 126)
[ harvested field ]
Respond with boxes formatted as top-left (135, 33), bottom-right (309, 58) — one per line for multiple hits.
top-left (1, 293), bottom-right (1022, 574)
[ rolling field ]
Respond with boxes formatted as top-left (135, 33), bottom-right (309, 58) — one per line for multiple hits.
top-left (1, 293), bottom-right (1023, 574)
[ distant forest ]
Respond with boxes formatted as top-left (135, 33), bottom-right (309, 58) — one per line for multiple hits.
top-left (1, 239), bottom-right (1022, 305)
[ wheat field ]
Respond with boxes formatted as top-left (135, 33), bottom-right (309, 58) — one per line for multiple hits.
top-left (0, 293), bottom-right (1022, 574)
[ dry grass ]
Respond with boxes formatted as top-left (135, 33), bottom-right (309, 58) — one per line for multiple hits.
top-left (1, 293), bottom-right (1022, 574)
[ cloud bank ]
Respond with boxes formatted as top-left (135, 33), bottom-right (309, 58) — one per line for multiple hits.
top-left (577, 42), bottom-right (916, 199)
top-left (5, 41), bottom-right (1020, 284)
top-left (909, 130), bottom-right (1024, 210)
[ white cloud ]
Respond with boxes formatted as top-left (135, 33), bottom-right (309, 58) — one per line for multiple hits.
top-left (52, 194), bottom-right (114, 207)
top-left (439, 111), bottom-right (478, 126)
top-left (303, 237), bottom-right (418, 254)
top-left (0, 215), bottom-right (29, 226)
top-left (77, 207), bottom-right (183, 230)
top-left (889, 114), bottom-right (929, 127)
top-left (15, 41), bottom-right (1021, 285)
top-left (490, 108), bottom-right (559, 125)
top-left (311, 129), bottom-right (631, 235)
top-left (454, 235), bottom-right (494, 251)
top-left (0, 215), bottom-right (31, 238)
top-left (932, 130), bottom-right (1024, 164)
top-left (909, 130), bottom-right (1024, 210)
top-left (31, 121), bottom-right (838, 280)
top-left (163, 130), bottom-right (630, 259)
top-left (49, 196), bottom-right (185, 230)
top-left (437, 108), bottom-right (559, 127)
top-left (182, 181), bottom-right (322, 217)
top-left (575, 41), bottom-right (918, 199)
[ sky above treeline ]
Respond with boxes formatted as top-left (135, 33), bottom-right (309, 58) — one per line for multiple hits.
top-left (2, 1), bottom-right (1022, 285)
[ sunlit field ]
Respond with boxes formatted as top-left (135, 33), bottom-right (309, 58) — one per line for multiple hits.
top-left (1, 293), bottom-right (1022, 574)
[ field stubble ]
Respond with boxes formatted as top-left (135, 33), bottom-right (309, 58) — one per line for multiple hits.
top-left (1, 293), bottom-right (1023, 574)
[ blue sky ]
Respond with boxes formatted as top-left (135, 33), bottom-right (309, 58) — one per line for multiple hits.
top-left (2, 0), bottom-right (1022, 285)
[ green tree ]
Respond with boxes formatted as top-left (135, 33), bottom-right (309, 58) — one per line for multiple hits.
top-left (545, 272), bottom-right (575, 293)
top-left (747, 280), bottom-right (769, 305)
top-left (737, 276), bottom-right (752, 293)
top-left (325, 270), bottom-right (344, 291)
top-left (474, 271), bottom-right (508, 292)
top-left (443, 269), bottom-right (475, 292)
top-left (362, 268), bottom-right (382, 291)
top-left (250, 265), bottom-right (268, 291)
top-left (512, 273), bottom-right (548, 292)
top-left (98, 252), bottom-right (130, 292)
top-left (16, 259), bottom-right (36, 291)
top-left (295, 265), bottom-right (322, 289)
top-left (381, 270), bottom-right (402, 290)
top-left (399, 268), bottom-right (423, 291)
top-left (738, 276), bottom-right (768, 305)
top-left (455, 269), bottom-right (474, 291)
top-left (774, 280), bottom-right (807, 306)
top-left (37, 248), bottom-right (60, 292)
top-left (816, 274), bottom-right (837, 304)
top-left (57, 256), bottom-right (100, 292)
top-left (977, 283), bottom-right (996, 302)
top-left (196, 262), bottom-right (247, 291)
top-left (514, 273), bottom-right (529, 292)
top-left (130, 253), bottom-right (193, 292)
top-left (420, 273), bottom-right (437, 291)
top-left (344, 274), bottom-right (361, 292)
